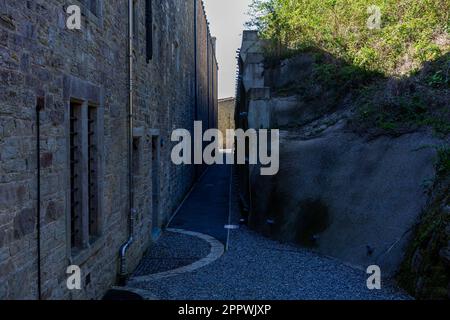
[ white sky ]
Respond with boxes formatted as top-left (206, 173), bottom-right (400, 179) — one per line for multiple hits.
top-left (204, 0), bottom-right (253, 99)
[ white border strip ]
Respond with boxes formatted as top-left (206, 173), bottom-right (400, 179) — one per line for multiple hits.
top-left (129, 228), bottom-right (224, 283)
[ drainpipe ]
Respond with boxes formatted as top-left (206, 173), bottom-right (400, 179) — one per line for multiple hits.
top-left (193, 0), bottom-right (199, 178)
top-left (194, 0), bottom-right (198, 121)
top-left (118, 0), bottom-right (135, 285)
top-left (207, 33), bottom-right (210, 130)
top-left (36, 96), bottom-right (44, 300)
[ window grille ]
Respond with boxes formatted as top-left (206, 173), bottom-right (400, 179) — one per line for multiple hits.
top-left (88, 106), bottom-right (99, 239)
top-left (70, 102), bottom-right (101, 252)
top-left (70, 102), bottom-right (82, 249)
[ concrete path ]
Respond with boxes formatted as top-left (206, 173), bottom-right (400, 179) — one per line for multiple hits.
top-left (126, 165), bottom-right (410, 300)
top-left (169, 164), bottom-right (231, 244)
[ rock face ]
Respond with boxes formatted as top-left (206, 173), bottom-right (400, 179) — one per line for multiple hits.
top-left (235, 31), bottom-right (448, 279)
top-left (397, 179), bottom-right (449, 299)
top-left (440, 247), bottom-right (450, 265)
top-left (250, 125), bottom-right (441, 275)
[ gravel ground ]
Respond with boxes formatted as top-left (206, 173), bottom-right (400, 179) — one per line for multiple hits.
top-left (133, 232), bottom-right (211, 277)
top-left (127, 170), bottom-right (411, 300)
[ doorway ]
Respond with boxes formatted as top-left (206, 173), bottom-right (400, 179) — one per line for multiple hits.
top-left (151, 135), bottom-right (160, 239)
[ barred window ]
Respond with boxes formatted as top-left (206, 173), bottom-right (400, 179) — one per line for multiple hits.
top-left (88, 105), bottom-right (99, 240)
top-left (70, 101), bottom-right (83, 250)
top-left (69, 101), bottom-right (101, 253)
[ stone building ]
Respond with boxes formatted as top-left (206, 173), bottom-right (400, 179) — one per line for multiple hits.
top-left (218, 97), bottom-right (235, 149)
top-left (0, 0), bottom-right (218, 299)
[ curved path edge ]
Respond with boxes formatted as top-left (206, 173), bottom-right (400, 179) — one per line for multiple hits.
top-left (129, 228), bottom-right (225, 283)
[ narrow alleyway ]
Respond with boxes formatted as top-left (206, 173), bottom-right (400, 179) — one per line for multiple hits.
top-left (169, 164), bottom-right (231, 244)
top-left (124, 161), bottom-right (410, 300)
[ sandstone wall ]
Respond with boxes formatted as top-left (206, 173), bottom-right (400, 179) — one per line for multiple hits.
top-left (218, 97), bottom-right (235, 149)
top-left (235, 31), bottom-right (448, 277)
top-left (250, 127), bottom-right (442, 275)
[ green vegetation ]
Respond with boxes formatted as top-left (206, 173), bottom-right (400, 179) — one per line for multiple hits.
top-left (248, 0), bottom-right (449, 75)
top-left (248, 1), bottom-right (450, 299)
top-left (397, 148), bottom-right (450, 299)
top-left (436, 147), bottom-right (450, 178)
top-left (353, 72), bottom-right (450, 137)
top-left (249, 0), bottom-right (450, 137)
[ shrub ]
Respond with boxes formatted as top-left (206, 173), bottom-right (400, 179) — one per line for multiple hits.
top-left (247, 0), bottom-right (449, 76)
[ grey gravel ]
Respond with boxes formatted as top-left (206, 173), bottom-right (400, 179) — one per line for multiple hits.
top-left (128, 172), bottom-right (411, 300)
top-left (133, 232), bottom-right (211, 276)
top-left (130, 228), bottom-right (410, 300)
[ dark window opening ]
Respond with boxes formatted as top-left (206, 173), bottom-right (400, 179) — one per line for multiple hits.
top-left (88, 105), bottom-right (99, 240)
top-left (70, 100), bottom-right (102, 254)
top-left (70, 102), bottom-right (83, 250)
top-left (132, 137), bottom-right (140, 217)
top-left (133, 137), bottom-right (140, 175)
top-left (145, 0), bottom-right (153, 62)
top-left (151, 136), bottom-right (160, 234)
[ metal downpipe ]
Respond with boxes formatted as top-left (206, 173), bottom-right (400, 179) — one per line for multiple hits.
top-left (118, 0), bottom-right (135, 284)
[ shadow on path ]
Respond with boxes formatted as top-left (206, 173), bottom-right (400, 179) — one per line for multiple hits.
top-left (169, 164), bottom-right (231, 244)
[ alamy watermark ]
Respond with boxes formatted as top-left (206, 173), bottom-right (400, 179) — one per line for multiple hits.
top-left (366, 265), bottom-right (381, 290)
top-left (66, 5), bottom-right (81, 30)
top-left (171, 121), bottom-right (280, 176)
top-left (66, 265), bottom-right (81, 290)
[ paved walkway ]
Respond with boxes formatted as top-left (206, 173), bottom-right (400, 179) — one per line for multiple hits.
top-left (169, 164), bottom-right (231, 244)
top-left (126, 165), bottom-right (410, 300)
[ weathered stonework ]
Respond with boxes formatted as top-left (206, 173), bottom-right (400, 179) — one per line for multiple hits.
top-left (0, 0), bottom-right (217, 300)
top-left (218, 97), bottom-right (235, 149)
